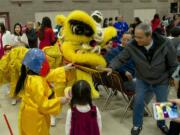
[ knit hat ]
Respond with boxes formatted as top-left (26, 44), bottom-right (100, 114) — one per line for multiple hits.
top-left (22, 48), bottom-right (50, 76)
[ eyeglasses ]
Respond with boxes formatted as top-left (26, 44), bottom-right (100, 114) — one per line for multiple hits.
top-left (121, 38), bottom-right (131, 42)
top-left (134, 35), bottom-right (146, 39)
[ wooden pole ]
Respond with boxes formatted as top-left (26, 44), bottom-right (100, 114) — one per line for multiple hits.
top-left (3, 114), bottom-right (13, 135)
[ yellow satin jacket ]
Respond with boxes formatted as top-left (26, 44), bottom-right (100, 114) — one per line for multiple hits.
top-left (19, 67), bottom-right (66, 135)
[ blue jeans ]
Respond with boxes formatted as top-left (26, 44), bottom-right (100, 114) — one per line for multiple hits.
top-left (124, 79), bottom-right (154, 104)
top-left (133, 79), bottom-right (169, 127)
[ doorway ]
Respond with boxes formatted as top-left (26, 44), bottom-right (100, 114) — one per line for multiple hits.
top-left (0, 12), bottom-right (10, 30)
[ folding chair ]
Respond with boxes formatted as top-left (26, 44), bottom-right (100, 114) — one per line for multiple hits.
top-left (92, 72), bottom-right (109, 95)
top-left (93, 71), bottom-right (131, 111)
top-left (93, 71), bottom-right (152, 120)
top-left (104, 71), bottom-right (134, 112)
top-left (110, 72), bottom-right (152, 121)
top-left (92, 72), bottom-right (118, 111)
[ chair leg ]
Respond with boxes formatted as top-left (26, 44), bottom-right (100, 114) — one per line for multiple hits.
top-left (101, 88), bottom-right (117, 111)
top-left (104, 86), bottom-right (111, 95)
top-left (144, 102), bottom-right (152, 117)
top-left (121, 96), bottom-right (134, 122)
top-left (106, 89), bottom-right (118, 110)
top-left (101, 89), bottom-right (113, 111)
top-left (98, 85), bottom-right (109, 95)
top-left (120, 92), bottom-right (130, 103)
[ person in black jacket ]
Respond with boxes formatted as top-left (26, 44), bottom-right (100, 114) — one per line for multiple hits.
top-left (100, 23), bottom-right (177, 135)
top-left (26, 22), bottom-right (37, 48)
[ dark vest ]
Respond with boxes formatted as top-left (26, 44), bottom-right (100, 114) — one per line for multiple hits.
top-left (70, 105), bottom-right (100, 135)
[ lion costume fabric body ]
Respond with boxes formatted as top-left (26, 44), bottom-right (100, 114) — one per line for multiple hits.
top-left (0, 47), bottom-right (28, 97)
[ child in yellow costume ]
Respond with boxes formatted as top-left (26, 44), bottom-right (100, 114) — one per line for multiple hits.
top-left (15, 48), bottom-right (72, 135)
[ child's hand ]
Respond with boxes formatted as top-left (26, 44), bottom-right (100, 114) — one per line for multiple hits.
top-left (169, 99), bottom-right (180, 123)
top-left (64, 63), bottom-right (75, 71)
top-left (64, 87), bottom-right (72, 100)
top-left (169, 99), bottom-right (180, 106)
top-left (125, 71), bottom-right (133, 81)
top-left (60, 97), bottom-right (70, 105)
top-left (96, 66), bottom-right (112, 76)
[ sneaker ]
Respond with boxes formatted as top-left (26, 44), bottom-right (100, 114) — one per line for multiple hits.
top-left (131, 126), bottom-right (142, 135)
top-left (158, 125), bottom-right (168, 134)
top-left (50, 116), bottom-right (56, 127)
top-left (11, 99), bottom-right (17, 105)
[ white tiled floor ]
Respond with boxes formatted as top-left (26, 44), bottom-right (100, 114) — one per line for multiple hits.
top-left (0, 86), bottom-right (176, 135)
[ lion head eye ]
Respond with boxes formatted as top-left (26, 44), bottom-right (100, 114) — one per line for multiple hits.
top-left (70, 20), bottom-right (94, 37)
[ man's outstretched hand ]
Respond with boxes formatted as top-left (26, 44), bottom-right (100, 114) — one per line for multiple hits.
top-left (96, 65), bottom-right (112, 76)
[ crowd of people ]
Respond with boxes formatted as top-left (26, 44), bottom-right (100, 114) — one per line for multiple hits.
top-left (0, 11), bottom-right (180, 135)
top-left (100, 13), bottom-right (180, 135)
top-left (0, 17), bottom-right (57, 59)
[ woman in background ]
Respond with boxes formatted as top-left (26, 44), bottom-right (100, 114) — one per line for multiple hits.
top-left (0, 23), bottom-right (12, 58)
top-left (129, 17), bottom-right (142, 35)
top-left (38, 17), bottom-right (56, 49)
top-left (11, 23), bottom-right (29, 48)
top-left (151, 13), bottom-right (161, 32)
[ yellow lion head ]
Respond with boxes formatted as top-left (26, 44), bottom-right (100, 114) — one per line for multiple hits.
top-left (63, 10), bottom-right (97, 43)
top-left (55, 15), bottom-right (66, 26)
top-left (100, 26), bottom-right (117, 47)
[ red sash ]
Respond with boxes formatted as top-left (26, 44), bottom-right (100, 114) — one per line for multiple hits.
top-left (0, 33), bottom-right (4, 59)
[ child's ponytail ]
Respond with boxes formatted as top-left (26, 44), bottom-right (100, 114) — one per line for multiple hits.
top-left (15, 64), bottom-right (27, 96)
